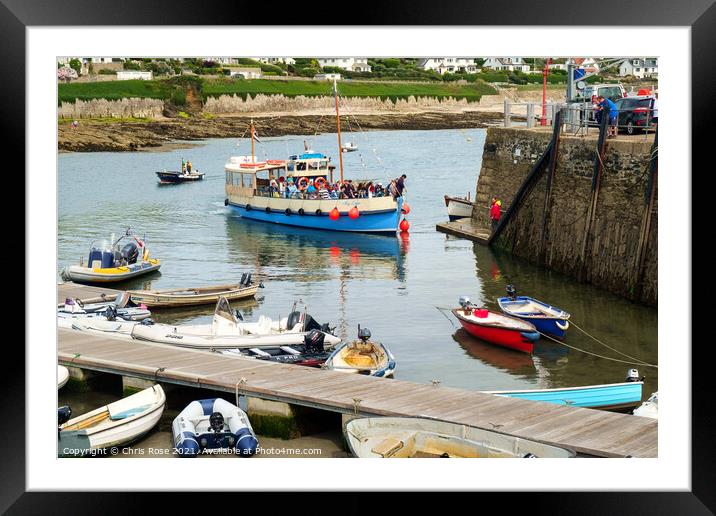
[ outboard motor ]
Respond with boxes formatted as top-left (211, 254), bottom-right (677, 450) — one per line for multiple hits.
top-left (244, 273), bottom-right (252, 286)
top-left (286, 311), bottom-right (303, 331)
top-left (120, 241), bottom-right (139, 264)
top-left (506, 285), bottom-right (518, 300)
top-left (304, 329), bottom-right (326, 354)
top-left (58, 405), bottom-right (72, 426)
top-left (240, 272), bottom-right (248, 286)
top-left (209, 412), bottom-right (225, 433)
top-left (625, 368), bottom-right (643, 382)
top-left (105, 305), bottom-right (118, 321)
top-left (358, 327), bottom-right (371, 342)
top-left (458, 296), bottom-right (472, 309)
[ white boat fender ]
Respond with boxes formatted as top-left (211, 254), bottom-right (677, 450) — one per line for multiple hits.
top-left (172, 398), bottom-right (258, 457)
top-left (555, 320), bottom-right (569, 331)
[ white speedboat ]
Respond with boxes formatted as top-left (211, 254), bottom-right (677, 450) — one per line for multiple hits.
top-left (58, 384), bottom-right (165, 456)
top-left (324, 327), bottom-right (395, 377)
top-left (444, 194), bottom-right (474, 221)
top-left (130, 297), bottom-right (341, 350)
top-left (172, 398), bottom-right (258, 457)
top-left (57, 292), bottom-right (152, 321)
top-left (58, 365), bottom-right (69, 389)
top-left (341, 141), bottom-right (358, 152)
top-left (344, 417), bottom-right (576, 458)
top-left (633, 391), bottom-right (658, 419)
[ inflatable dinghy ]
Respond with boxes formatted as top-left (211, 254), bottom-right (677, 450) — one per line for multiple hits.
top-left (58, 293), bottom-right (151, 321)
top-left (172, 398), bottom-right (258, 457)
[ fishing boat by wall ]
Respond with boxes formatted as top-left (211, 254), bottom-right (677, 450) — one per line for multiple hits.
top-left (444, 194), bottom-right (474, 221)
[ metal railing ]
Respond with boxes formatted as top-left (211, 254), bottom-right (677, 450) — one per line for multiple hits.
top-left (503, 99), bottom-right (657, 140)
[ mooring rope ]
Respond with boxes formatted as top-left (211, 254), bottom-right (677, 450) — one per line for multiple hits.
top-left (537, 329), bottom-right (657, 368)
top-left (569, 320), bottom-right (657, 367)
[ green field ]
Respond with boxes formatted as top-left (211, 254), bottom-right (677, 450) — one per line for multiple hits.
top-left (58, 78), bottom-right (499, 104)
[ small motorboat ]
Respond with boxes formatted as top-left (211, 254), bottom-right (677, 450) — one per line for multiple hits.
top-left (221, 329), bottom-right (331, 367)
top-left (58, 384), bottom-right (165, 456)
top-left (341, 142), bottom-right (358, 153)
top-left (58, 313), bottom-right (149, 338)
top-left (57, 292), bottom-right (151, 321)
top-left (497, 285), bottom-right (570, 339)
top-left (344, 417), bottom-right (576, 458)
top-left (444, 194), bottom-right (474, 221)
top-left (451, 296), bottom-right (540, 353)
top-left (60, 228), bottom-right (161, 284)
top-left (485, 369), bottom-right (645, 411)
top-left (172, 398), bottom-right (258, 457)
top-left (130, 297), bottom-right (341, 350)
top-left (128, 274), bottom-right (261, 308)
top-left (58, 365), bottom-right (69, 390)
top-left (324, 327), bottom-right (395, 377)
top-left (156, 163), bottom-right (205, 184)
top-left (633, 391), bottom-right (658, 419)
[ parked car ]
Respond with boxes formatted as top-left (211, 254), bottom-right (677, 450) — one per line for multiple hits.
top-left (614, 96), bottom-right (655, 134)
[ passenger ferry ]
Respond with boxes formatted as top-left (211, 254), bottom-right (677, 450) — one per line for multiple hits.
top-left (224, 81), bottom-right (406, 235)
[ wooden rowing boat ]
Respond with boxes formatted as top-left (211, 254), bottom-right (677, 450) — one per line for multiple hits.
top-left (127, 282), bottom-right (259, 308)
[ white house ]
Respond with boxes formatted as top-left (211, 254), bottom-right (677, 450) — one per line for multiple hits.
top-left (317, 58), bottom-right (371, 73)
top-left (618, 58), bottom-right (658, 79)
top-left (228, 67), bottom-right (263, 79)
top-left (416, 58), bottom-right (477, 74)
top-left (252, 57), bottom-right (296, 65)
top-left (482, 57), bottom-right (530, 72)
top-left (116, 70), bottom-right (153, 80)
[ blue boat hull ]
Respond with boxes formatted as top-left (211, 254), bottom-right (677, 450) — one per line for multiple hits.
top-left (488, 382), bottom-right (643, 411)
top-left (228, 201), bottom-right (401, 234)
top-left (497, 296), bottom-right (570, 338)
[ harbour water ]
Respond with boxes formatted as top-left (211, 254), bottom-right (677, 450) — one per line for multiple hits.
top-left (58, 127), bottom-right (658, 446)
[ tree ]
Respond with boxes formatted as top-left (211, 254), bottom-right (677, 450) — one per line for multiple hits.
top-left (69, 58), bottom-right (82, 75)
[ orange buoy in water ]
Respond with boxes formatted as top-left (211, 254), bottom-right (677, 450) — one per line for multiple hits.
top-left (329, 208), bottom-right (340, 220)
top-left (399, 219), bottom-right (410, 232)
top-left (401, 202), bottom-right (411, 215)
top-left (349, 206), bottom-right (360, 219)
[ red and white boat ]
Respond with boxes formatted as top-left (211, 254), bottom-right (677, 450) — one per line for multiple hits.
top-left (451, 296), bottom-right (540, 353)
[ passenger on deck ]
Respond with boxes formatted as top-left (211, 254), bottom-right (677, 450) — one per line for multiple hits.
top-left (319, 186), bottom-right (331, 199)
top-left (306, 179), bottom-right (317, 198)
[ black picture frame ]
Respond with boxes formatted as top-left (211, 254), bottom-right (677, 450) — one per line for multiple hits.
top-left (7, 0), bottom-right (711, 511)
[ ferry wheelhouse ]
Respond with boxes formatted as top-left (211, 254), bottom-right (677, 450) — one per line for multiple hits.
top-left (224, 80), bottom-right (406, 235)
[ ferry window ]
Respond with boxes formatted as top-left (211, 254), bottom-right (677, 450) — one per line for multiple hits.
top-left (242, 174), bottom-right (253, 188)
top-left (226, 172), bottom-right (232, 185)
top-left (233, 173), bottom-right (242, 187)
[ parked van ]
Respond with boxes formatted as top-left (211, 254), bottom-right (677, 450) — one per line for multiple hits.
top-left (579, 83), bottom-right (626, 102)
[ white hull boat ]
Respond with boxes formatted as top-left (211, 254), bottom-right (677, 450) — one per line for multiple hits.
top-left (59, 316), bottom-right (139, 338)
top-left (172, 398), bottom-right (258, 457)
top-left (130, 297), bottom-right (341, 350)
top-left (444, 194), bottom-right (474, 221)
top-left (58, 384), bottom-right (165, 456)
top-left (58, 365), bottom-right (69, 390)
top-left (344, 417), bottom-right (576, 458)
top-left (58, 293), bottom-right (151, 321)
top-left (633, 391), bottom-right (658, 419)
top-left (324, 327), bottom-right (395, 377)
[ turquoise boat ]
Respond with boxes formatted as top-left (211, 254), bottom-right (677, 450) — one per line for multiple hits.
top-left (485, 375), bottom-right (644, 412)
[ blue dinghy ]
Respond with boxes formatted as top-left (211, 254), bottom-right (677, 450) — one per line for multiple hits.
top-left (497, 285), bottom-right (570, 338)
top-left (172, 398), bottom-right (258, 457)
top-left (485, 369), bottom-right (644, 411)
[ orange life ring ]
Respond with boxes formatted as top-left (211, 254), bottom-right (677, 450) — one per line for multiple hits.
top-left (314, 177), bottom-right (327, 189)
top-left (297, 177), bottom-right (309, 191)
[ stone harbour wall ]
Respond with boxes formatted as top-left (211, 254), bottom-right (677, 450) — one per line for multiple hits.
top-left (473, 127), bottom-right (657, 305)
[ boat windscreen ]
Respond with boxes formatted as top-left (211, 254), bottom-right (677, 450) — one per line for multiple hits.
top-left (214, 296), bottom-right (238, 324)
top-left (114, 292), bottom-right (130, 308)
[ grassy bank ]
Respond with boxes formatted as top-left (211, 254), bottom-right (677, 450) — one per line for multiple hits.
top-left (59, 78), bottom-right (499, 104)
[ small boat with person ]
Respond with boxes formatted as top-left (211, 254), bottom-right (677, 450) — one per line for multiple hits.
top-left (497, 285), bottom-right (570, 339)
top-left (130, 297), bottom-right (341, 350)
top-left (127, 274), bottom-right (261, 308)
top-left (58, 384), bottom-right (165, 457)
top-left (444, 193), bottom-right (475, 221)
top-left (485, 369), bottom-right (645, 411)
top-left (324, 326), bottom-right (396, 377)
top-left (172, 398), bottom-right (258, 457)
top-left (156, 159), bottom-right (204, 184)
top-left (344, 417), bottom-right (576, 458)
top-left (451, 296), bottom-right (540, 353)
top-left (60, 228), bottom-right (161, 284)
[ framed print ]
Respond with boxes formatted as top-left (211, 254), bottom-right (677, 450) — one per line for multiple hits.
top-left (6, 0), bottom-right (712, 511)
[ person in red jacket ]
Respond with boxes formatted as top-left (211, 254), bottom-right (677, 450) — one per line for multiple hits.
top-left (490, 199), bottom-right (502, 232)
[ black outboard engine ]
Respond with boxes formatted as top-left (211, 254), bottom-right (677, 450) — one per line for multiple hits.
top-left (286, 311), bottom-right (324, 332)
top-left (120, 241), bottom-right (139, 264)
top-left (105, 305), bottom-right (118, 321)
top-left (240, 273), bottom-right (248, 286)
top-left (209, 411), bottom-right (225, 433)
top-left (506, 285), bottom-right (518, 300)
top-left (58, 406), bottom-right (72, 426)
top-left (304, 329), bottom-right (326, 354)
top-left (358, 327), bottom-right (371, 342)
